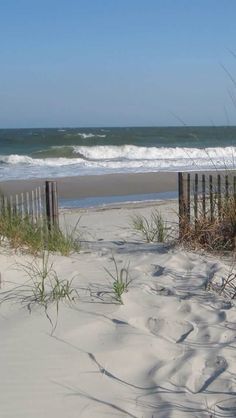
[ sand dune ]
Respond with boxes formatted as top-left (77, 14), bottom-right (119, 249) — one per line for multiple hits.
top-left (0, 201), bottom-right (236, 418)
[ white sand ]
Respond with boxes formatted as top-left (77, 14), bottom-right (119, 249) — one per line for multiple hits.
top-left (0, 200), bottom-right (236, 418)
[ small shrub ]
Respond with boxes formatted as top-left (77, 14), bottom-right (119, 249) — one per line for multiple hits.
top-left (131, 209), bottom-right (168, 243)
top-left (105, 255), bottom-right (132, 304)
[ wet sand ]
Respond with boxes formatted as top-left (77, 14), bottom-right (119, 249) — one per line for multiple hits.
top-left (0, 172), bottom-right (177, 199)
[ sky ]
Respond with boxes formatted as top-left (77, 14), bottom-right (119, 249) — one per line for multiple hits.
top-left (1, 0), bottom-right (236, 128)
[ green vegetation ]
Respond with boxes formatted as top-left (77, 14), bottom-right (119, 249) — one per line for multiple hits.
top-left (181, 196), bottom-right (236, 252)
top-left (1, 251), bottom-right (78, 333)
top-left (131, 209), bottom-right (168, 243)
top-left (22, 251), bottom-right (77, 305)
top-left (206, 261), bottom-right (236, 300)
top-left (0, 209), bottom-right (80, 255)
top-left (105, 255), bottom-right (132, 304)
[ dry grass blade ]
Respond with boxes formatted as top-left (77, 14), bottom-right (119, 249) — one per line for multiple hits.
top-left (180, 196), bottom-right (236, 252)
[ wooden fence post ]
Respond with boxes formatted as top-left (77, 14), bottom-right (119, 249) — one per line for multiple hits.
top-left (225, 175), bottom-right (229, 201)
top-left (202, 174), bottom-right (206, 218)
top-left (45, 181), bottom-right (59, 231)
top-left (234, 176), bottom-right (236, 202)
top-left (178, 172), bottom-right (190, 238)
top-left (194, 173), bottom-right (198, 228)
top-left (187, 173), bottom-right (191, 222)
top-left (209, 175), bottom-right (213, 222)
top-left (217, 174), bottom-right (222, 218)
top-left (21, 193), bottom-right (25, 219)
top-left (38, 187), bottom-right (43, 222)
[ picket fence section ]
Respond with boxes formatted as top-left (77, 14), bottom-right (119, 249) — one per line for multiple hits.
top-left (0, 180), bottom-right (59, 230)
top-left (178, 171), bottom-right (236, 237)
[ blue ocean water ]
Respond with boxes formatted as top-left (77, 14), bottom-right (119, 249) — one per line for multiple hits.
top-left (0, 126), bottom-right (235, 180)
top-left (59, 191), bottom-right (178, 209)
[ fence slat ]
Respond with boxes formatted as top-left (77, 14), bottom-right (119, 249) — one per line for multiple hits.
top-left (45, 180), bottom-right (59, 231)
top-left (202, 174), bottom-right (206, 219)
top-left (32, 190), bottom-right (36, 222)
top-left (178, 173), bottom-right (184, 238)
top-left (52, 181), bottom-right (59, 228)
top-left (194, 173), bottom-right (198, 226)
top-left (217, 174), bottom-right (222, 218)
top-left (10, 195), bottom-right (13, 216)
top-left (3, 196), bottom-right (8, 215)
top-left (15, 194), bottom-right (19, 216)
top-left (209, 175), bottom-right (213, 222)
top-left (0, 182), bottom-right (58, 231)
top-left (234, 176), bottom-right (236, 202)
top-left (21, 193), bottom-right (25, 219)
top-left (178, 171), bottom-right (236, 237)
top-left (38, 187), bottom-right (43, 221)
top-left (45, 181), bottom-right (52, 230)
top-left (26, 192), bottom-right (30, 217)
top-left (35, 188), bottom-right (38, 221)
top-left (187, 173), bottom-right (191, 222)
top-left (225, 175), bottom-right (229, 200)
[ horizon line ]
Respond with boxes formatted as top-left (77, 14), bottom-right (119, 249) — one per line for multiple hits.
top-left (1, 124), bottom-right (236, 130)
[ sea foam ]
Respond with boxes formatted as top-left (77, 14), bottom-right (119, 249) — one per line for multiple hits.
top-left (0, 145), bottom-right (235, 180)
top-left (73, 144), bottom-right (236, 161)
top-left (77, 133), bottom-right (106, 139)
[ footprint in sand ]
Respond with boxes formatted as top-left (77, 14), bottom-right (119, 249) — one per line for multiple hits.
top-left (152, 351), bottom-right (227, 394)
top-left (147, 317), bottom-right (194, 343)
top-left (186, 354), bottom-right (228, 393)
top-left (142, 283), bottom-right (174, 297)
top-left (178, 302), bottom-right (192, 314)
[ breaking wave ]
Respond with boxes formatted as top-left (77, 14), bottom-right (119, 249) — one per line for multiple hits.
top-left (76, 133), bottom-right (106, 139)
top-left (72, 145), bottom-right (236, 162)
top-left (0, 145), bottom-right (235, 180)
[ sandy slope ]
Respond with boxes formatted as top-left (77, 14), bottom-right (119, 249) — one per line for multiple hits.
top-left (0, 201), bottom-right (236, 418)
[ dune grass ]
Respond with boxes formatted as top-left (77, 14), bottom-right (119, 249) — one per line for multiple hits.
top-left (206, 258), bottom-right (236, 300)
top-left (21, 251), bottom-right (78, 305)
top-left (0, 209), bottom-right (81, 255)
top-left (105, 255), bottom-right (132, 304)
top-left (1, 250), bottom-right (78, 333)
top-left (181, 196), bottom-right (236, 252)
top-left (131, 209), bottom-right (168, 243)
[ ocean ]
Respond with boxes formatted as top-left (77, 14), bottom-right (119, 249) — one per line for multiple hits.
top-left (0, 126), bottom-right (235, 181)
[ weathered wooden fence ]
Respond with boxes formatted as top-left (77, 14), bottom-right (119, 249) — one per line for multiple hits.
top-left (0, 180), bottom-right (59, 230)
top-left (178, 171), bottom-right (236, 237)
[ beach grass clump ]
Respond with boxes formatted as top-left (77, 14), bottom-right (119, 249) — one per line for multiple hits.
top-left (181, 196), bottom-right (236, 252)
top-left (0, 210), bottom-right (42, 252)
top-left (0, 251), bottom-right (79, 332)
top-left (206, 261), bottom-right (236, 300)
top-left (0, 210), bottom-right (80, 255)
top-left (45, 225), bottom-right (81, 256)
top-left (131, 209), bottom-right (168, 243)
top-left (22, 251), bottom-right (78, 306)
top-left (105, 255), bottom-right (132, 304)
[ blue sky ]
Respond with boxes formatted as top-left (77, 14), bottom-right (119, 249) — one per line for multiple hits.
top-left (1, 0), bottom-right (236, 127)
